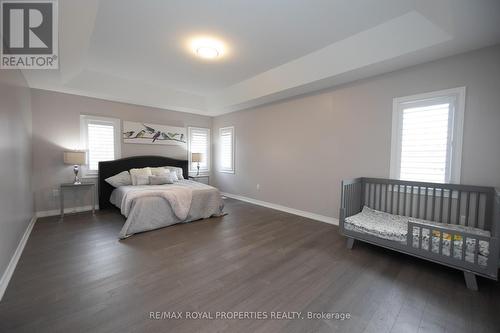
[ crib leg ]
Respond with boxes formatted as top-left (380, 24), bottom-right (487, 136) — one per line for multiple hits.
top-left (463, 271), bottom-right (478, 291)
top-left (346, 238), bottom-right (355, 250)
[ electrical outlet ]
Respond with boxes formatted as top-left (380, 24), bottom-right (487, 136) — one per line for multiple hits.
top-left (52, 188), bottom-right (60, 197)
top-left (256, 184), bottom-right (260, 191)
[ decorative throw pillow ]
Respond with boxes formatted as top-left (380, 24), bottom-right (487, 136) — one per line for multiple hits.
top-left (132, 174), bottom-right (150, 186)
top-left (169, 171), bottom-right (179, 182)
top-left (130, 167), bottom-right (152, 185)
top-left (105, 171), bottom-right (132, 188)
top-left (164, 166), bottom-right (184, 180)
top-left (149, 175), bottom-right (174, 185)
top-left (150, 167), bottom-right (170, 177)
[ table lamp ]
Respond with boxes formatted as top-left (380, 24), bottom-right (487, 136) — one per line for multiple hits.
top-left (64, 151), bottom-right (86, 184)
top-left (192, 152), bottom-right (203, 176)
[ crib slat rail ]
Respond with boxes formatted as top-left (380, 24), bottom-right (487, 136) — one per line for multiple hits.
top-left (360, 178), bottom-right (494, 230)
top-left (410, 185), bottom-right (414, 217)
top-left (431, 187), bottom-right (436, 221)
top-left (406, 220), bottom-right (491, 270)
top-left (475, 192), bottom-right (480, 228)
top-left (439, 188), bottom-right (444, 222)
top-left (447, 189), bottom-right (452, 224)
top-left (340, 177), bottom-right (500, 289)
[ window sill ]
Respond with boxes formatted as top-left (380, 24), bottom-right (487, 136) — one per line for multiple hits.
top-left (82, 173), bottom-right (98, 179)
top-left (189, 170), bottom-right (210, 174)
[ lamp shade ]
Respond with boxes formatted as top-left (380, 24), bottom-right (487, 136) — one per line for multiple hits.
top-left (64, 151), bottom-right (86, 165)
top-left (192, 152), bottom-right (203, 163)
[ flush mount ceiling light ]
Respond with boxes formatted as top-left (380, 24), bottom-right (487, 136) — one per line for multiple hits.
top-left (190, 37), bottom-right (225, 60)
top-left (196, 46), bottom-right (219, 59)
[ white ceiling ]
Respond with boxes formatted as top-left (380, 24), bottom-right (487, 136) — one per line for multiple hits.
top-left (22, 0), bottom-right (500, 116)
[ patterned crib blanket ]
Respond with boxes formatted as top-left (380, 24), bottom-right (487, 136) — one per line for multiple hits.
top-left (344, 206), bottom-right (491, 266)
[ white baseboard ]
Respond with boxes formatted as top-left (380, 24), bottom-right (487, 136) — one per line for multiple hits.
top-left (0, 216), bottom-right (36, 301)
top-left (221, 192), bottom-right (339, 226)
top-left (36, 205), bottom-right (99, 218)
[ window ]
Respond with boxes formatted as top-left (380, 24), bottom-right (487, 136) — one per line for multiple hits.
top-left (219, 126), bottom-right (235, 173)
top-left (390, 87), bottom-right (465, 184)
top-left (188, 127), bottom-right (210, 173)
top-left (80, 115), bottom-right (121, 175)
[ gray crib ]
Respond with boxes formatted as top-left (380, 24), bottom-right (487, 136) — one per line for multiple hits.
top-left (340, 177), bottom-right (499, 290)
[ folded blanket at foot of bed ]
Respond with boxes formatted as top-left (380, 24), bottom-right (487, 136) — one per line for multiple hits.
top-left (344, 206), bottom-right (491, 266)
top-left (111, 181), bottom-right (224, 239)
top-left (121, 185), bottom-right (193, 220)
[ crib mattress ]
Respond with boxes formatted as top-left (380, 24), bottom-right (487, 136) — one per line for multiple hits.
top-left (344, 206), bottom-right (490, 266)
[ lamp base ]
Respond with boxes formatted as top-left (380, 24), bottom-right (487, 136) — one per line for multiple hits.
top-left (197, 163), bottom-right (200, 176)
top-left (73, 165), bottom-right (81, 184)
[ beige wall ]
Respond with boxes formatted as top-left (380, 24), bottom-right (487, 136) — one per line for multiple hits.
top-left (0, 69), bottom-right (33, 278)
top-left (31, 89), bottom-right (211, 213)
top-left (23, 44), bottom-right (500, 219)
top-left (212, 45), bottom-right (500, 220)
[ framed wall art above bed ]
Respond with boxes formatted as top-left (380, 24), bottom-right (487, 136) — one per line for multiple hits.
top-left (123, 121), bottom-right (187, 147)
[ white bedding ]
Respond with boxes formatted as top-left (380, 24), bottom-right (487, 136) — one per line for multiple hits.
top-left (120, 185), bottom-right (193, 220)
top-left (111, 180), bottom-right (224, 238)
top-left (344, 206), bottom-right (490, 266)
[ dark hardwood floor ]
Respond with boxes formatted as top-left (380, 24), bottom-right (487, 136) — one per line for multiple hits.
top-left (1, 198), bottom-right (499, 333)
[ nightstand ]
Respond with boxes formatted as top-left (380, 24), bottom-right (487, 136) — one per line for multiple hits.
top-left (188, 175), bottom-right (210, 184)
top-left (60, 183), bottom-right (96, 218)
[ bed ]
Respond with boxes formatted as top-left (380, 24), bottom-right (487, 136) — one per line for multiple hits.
top-left (340, 178), bottom-right (499, 290)
top-left (98, 156), bottom-right (224, 238)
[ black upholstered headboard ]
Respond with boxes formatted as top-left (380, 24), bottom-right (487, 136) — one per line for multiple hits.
top-left (98, 155), bottom-right (189, 210)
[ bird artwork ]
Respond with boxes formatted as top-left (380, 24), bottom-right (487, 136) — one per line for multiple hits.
top-left (123, 121), bottom-right (187, 147)
top-left (123, 131), bottom-right (135, 138)
top-left (152, 131), bottom-right (161, 142)
top-left (134, 129), bottom-right (146, 138)
top-left (143, 124), bottom-right (156, 134)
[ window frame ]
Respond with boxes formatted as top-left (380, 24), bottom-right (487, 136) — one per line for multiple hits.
top-left (188, 126), bottom-right (211, 174)
top-left (80, 115), bottom-right (121, 177)
top-left (219, 126), bottom-right (235, 174)
top-left (389, 87), bottom-right (465, 184)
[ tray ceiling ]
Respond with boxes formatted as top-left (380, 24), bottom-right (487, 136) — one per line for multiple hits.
top-left (22, 0), bottom-right (500, 116)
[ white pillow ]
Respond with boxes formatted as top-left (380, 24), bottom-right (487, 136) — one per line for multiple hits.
top-left (105, 171), bottom-right (132, 188)
top-left (164, 166), bottom-right (184, 180)
top-left (149, 175), bottom-right (173, 185)
top-left (132, 174), bottom-right (150, 186)
top-left (150, 167), bottom-right (170, 177)
top-left (130, 167), bottom-right (152, 185)
top-left (169, 171), bottom-right (179, 182)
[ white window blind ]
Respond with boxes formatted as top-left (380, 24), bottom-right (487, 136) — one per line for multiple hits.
top-left (219, 126), bottom-right (234, 173)
top-left (188, 127), bottom-right (210, 172)
top-left (399, 103), bottom-right (451, 183)
top-left (390, 87), bottom-right (465, 184)
top-left (80, 115), bottom-right (121, 175)
top-left (88, 123), bottom-right (115, 170)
